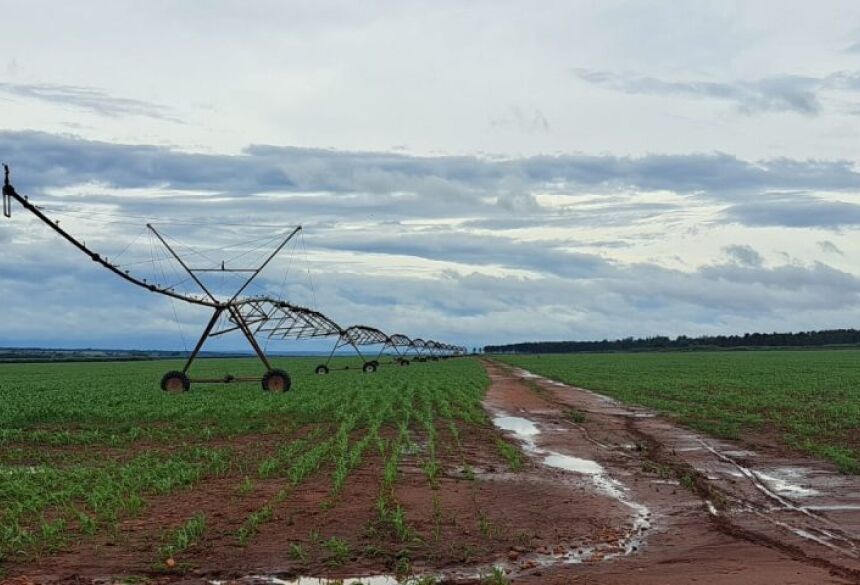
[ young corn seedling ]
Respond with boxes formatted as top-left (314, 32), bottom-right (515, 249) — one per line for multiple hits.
top-left (495, 439), bottom-right (523, 471)
top-left (236, 505), bottom-right (272, 546)
top-left (158, 512), bottom-right (206, 564)
top-left (324, 536), bottom-right (350, 565)
top-left (289, 542), bottom-right (308, 561)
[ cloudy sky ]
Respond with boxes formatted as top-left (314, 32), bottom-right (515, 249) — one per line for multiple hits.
top-left (2, 1), bottom-right (860, 351)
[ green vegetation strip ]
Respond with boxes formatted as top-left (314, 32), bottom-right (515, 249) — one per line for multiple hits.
top-left (497, 351), bottom-right (860, 473)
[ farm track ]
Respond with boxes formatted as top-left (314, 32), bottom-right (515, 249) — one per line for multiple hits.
top-left (484, 360), bottom-right (860, 584)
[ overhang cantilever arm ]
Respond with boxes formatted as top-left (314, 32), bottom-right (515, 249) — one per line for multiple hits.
top-left (1, 166), bottom-right (217, 308)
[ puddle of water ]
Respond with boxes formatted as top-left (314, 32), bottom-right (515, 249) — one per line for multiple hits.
top-left (755, 470), bottom-right (820, 498)
top-left (212, 576), bottom-right (400, 585)
top-left (803, 505), bottom-right (860, 512)
top-left (543, 453), bottom-right (604, 475)
top-left (721, 449), bottom-right (757, 458)
top-left (697, 440), bottom-right (822, 510)
top-left (494, 416), bottom-right (539, 437)
top-left (759, 514), bottom-right (860, 559)
top-left (651, 479), bottom-right (681, 486)
top-left (696, 439), bottom-right (860, 555)
top-left (491, 412), bottom-right (653, 562)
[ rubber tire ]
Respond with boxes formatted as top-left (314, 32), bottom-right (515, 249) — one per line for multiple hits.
top-left (399, 359), bottom-right (410, 366)
top-left (161, 370), bottom-right (190, 393)
top-left (315, 364), bottom-right (330, 375)
top-left (262, 369), bottom-right (291, 392)
top-left (362, 362), bottom-right (378, 374)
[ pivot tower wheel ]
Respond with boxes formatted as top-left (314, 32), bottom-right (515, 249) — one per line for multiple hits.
top-left (399, 358), bottom-right (410, 366)
top-left (262, 368), bottom-right (291, 392)
top-left (362, 361), bottom-right (378, 373)
top-left (161, 370), bottom-right (191, 393)
top-left (315, 364), bottom-right (330, 375)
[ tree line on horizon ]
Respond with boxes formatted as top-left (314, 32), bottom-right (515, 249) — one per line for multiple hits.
top-left (484, 328), bottom-right (860, 354)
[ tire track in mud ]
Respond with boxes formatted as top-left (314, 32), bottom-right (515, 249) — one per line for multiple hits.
top-left (482, 359), bottom-right (860, 584)
top-left (622, 415), bottom-right (860, 583)
top-left (491, 412), bottom-right (653, 562)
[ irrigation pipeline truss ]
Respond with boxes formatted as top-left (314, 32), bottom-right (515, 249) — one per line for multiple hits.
top-left (2, 165), bottom-right (467, 392)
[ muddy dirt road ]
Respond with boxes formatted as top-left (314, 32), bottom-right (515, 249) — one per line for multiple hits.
top-left (483, 360), bottom-right (860, 584)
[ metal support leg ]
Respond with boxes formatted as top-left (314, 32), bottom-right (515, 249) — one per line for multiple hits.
top-left (324, 339), bottom-right (342, 367)
top-left (227, 305), bottom-right (273, 371)
top-left (350, 341), bottom-right (367, 363)
top-left (324, 336), bottom-right (366, 367)
top-left (375, 343), bottom-right (389, 362)
top-left (183, 308), bottom-right (224, 374)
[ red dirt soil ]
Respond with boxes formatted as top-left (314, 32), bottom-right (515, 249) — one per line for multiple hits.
top-left (4, 360), bottom-right (860, 584)
top-left (485, 360), bottom-right (860, 584)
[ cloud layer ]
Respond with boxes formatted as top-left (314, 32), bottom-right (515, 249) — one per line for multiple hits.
top-left (0, 82), bottom-right (175, 120)
top-left (2, 130), bottom-right (860, 349)
top-left (573, 69), bottom-right (860, 116)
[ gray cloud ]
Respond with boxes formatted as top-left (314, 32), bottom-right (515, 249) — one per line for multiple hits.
top-left (572, 68), bottom-right (860, 116)
top-left (489, 105), bottom-right (550, 134)
top-left (723, 244), bottom-right (763, 267)
top-left (0, 81), bottom-right (177, 121)
top-left (818, 240), bottom-right (844, 255)
top-left (3, 131), bottom-right (859, 207)
top-left (462, 201), bottom-right (683, 231)
top-left (496, 192), bottom-right (541, 213)
top-left (310, 230), bottom-right (610, 280)
top-left (723, 194), bottom-right (860, 228)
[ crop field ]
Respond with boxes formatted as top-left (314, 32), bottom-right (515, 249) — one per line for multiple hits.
top-left (0, 357), bottom-right (518, 579)
top-left (497, 350), bottom-right (860, 473)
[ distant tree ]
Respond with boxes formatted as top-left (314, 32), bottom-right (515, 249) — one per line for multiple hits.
top-left (483, 328), bottom-right (860, 354)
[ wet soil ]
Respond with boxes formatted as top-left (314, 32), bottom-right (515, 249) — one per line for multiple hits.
top-left (485, 361), bottom-right (860, 584)
top-left (4, 361), bottom-right (860, 584)
top-left (3, 392), bottom-right (623, 583)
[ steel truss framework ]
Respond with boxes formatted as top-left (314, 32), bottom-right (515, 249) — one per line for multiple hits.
top-left (2, 166), bottom-right (466, 392)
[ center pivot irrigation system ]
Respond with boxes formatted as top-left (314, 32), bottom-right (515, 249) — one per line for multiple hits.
top-left (2, 166), bottom-right (466, 392)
